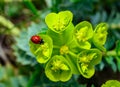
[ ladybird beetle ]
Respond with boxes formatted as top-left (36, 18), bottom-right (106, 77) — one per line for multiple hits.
top-left (31, 35), bottom-right (44, 44)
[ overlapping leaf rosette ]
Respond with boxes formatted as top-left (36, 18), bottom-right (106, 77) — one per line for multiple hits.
top-left (29, 11), bottom-right (108, 82)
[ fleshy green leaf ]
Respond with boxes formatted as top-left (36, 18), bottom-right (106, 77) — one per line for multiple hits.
top-left (29, 34), bottom-right (53, 63)
top-left (105, 56), bottom-right (117, 72)
top-left (45, 55), bottom-right (72, 82)
top-left (77, 49), bottom-right (102, 78)
top-left (101, 80), bottom-right (120, 87)
top-left (92, 23), bottom-right (108, 51)
top-left (115, 40), bottom-right (120, 56)
top-left (45, 11), bottom-right (73, 33)
top-left (74, 21), bottom-right (93, 49)
top-left (115, 56), bottom-right (120, 72)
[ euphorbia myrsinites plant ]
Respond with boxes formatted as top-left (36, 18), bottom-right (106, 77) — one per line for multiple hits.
top-left (29, 11), bottom-right (108, 82)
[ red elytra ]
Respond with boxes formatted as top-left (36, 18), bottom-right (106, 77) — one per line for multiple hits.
top-left (31, 35), bottom-right (41, 44)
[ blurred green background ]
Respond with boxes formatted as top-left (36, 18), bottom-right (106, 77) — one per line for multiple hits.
top-left (0, 0), bottom-right (120, 87)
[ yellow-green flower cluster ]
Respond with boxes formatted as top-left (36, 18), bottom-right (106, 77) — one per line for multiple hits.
top-left (29, 11), bottom-right (108, 82)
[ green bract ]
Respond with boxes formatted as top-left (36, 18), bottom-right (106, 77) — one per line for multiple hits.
top-left (29, 34), bottom-right (53, 63)
top-left (101, 80), bottom-right (120, 87)
top-left (47, 23), bottom-right (74, 46)
top-left (74, 21), bottom-right (93, 49)
top-left (92, 23), bottom-right (108, 51)
top-left (46, 11), bottom-right (74, 46)
top-left (45, 55), bottom-right (72, 82)
top-left (77, 49), bottom-right (102, 78)
top-left (45, 11), bottom-right (73, 33)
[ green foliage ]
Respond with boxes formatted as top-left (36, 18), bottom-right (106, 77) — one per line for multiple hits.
top-left (115, 40), bottom-right (120, 56)
top-left (109, 13), bottom-right (120, 30)
top-left (0, 15), bottom-right (20, 36)
top-left (0, 65), bottom-right (28, 87)
top-left (23, 0), bottom-right (39, 16)
top-left (115, 41), bottom-right (120, 72)
top-left (105, 40), bottom-right (120, 72)
top-left (105, 56), bottom-right (117, 72)
top-left (101, 80), bottom-right (120, 87)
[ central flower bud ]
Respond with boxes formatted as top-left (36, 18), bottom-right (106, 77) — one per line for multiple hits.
top-left (76, 26), bottom-right (88, 42)
top-left (81, 63), bottom-right (88, 73)
top-left (79, 53), bottom-right (97, 64)
top-left (34, 43), bottom-right (49, 57)
top-left (41, 43), bottom-right (50, 57)
top-left (51, 59), bottom-right (69, 72)
top-left (60, 45), bottom-right (69, 55)
top-left (52, 18), bottom-right (66, 31)
top-left (79, 56), bottom-right (89, 63)
top-left (78, 53), bottom-right (97, 73)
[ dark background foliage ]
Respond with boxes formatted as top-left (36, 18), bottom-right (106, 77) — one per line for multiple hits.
top-left (0, 0), bottom-right (120, 87)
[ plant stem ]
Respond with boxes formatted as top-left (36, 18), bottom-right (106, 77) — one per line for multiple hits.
top-left (27, 69), bottom-right (39, 87)
top-left (53, 45), bottom-right (60, 48)
top-left (69, 51), bottom-right (78, 58)
top-left (66, 51), bottom-right (80, 74)
top-left (23, 0), bottom-right (39, 16)
top-left (106, 50), bottom-right (116, 56)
